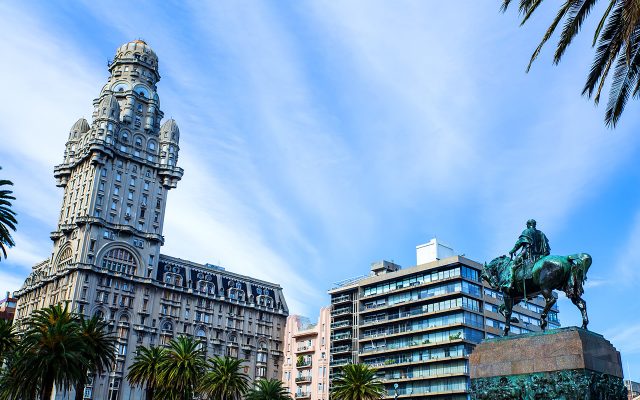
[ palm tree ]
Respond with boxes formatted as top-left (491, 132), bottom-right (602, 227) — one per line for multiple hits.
top-left (199, 356), bottom-right (250, 400)
top-left (501, 0), bottom-right (640, 127)
top-left (0, 319), bottom-right (16, 362)
top-left (0, 349), bottom-right (38, 400)
top-left (330, 364), bottom-right (385, 400)
top-left (12, 303), bottom-right (89, 400)
top-left (245, 379), bottom-right (292, 400)
top-left (127, 346), bottom-right (167, 400)
top-left (73, 316), bottom-right (116, 400)
top-left (0, 169), bottom-right (17, 260)
top-left (158, 336), bottom-right (206, 400)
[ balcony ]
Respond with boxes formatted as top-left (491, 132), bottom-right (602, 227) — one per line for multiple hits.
top-left (296, 359), bottom-right (312, 368)
top-left (332, 344), bottom-right (352, 354)
top-left (295, 376), bottom-right (312, 383)
top-left (295, 393), bottom-right (311, 399)
top-left (331, 332), bottom-right (352, 341)
top-left (330, 358), bottom-right (350, 367)
top-left (295, 345), bottom-right (315, 354)
top-left (331, 320), bottom-right (352, 329)
top-left (331, 294), bottom-right (351, 304)
top-left (331, 307), bottom-right (351, 316)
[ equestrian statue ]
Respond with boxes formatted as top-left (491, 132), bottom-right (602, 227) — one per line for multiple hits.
top-left (482, 219), bottom-right (591, 336)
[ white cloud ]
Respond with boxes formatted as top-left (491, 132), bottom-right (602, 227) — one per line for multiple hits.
top-left (606, 323), bottom-right (640, 355)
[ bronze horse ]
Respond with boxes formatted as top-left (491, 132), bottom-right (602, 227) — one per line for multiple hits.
top-left (482, 253), bottom-right (591, 335)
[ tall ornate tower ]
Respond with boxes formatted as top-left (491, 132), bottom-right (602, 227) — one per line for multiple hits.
top-left (49, 39), bottom-right (182, 283)
top-left (14, 41), bottom-right (288, 400)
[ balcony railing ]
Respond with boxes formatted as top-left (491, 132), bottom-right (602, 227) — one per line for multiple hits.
top-left (362, 301), bottom-right (387, 311)
top-left (330, 359), bottom-right (350, 367)
top-left (296, 360), bottom-right (312, 368)
top-left (331, 320), bottom-right (351, 329)
top-left (295, 345), bottom-right (315, 353)
top-left (295, 376), bottom-right (312, 383)
top-left (359, 334), bottom-right (464, 355)
top-left (363, 304), bottom-right (481, 327)
top-left (331, 333), bottom-right (352, 341)
top-left (295, 393), bottom-right (311, 399)
top-left (332, 294), bottom-right (351, 304)
top-left (332, 345), bottom-right (351, 353)
top-left (331, 307), bottom-right (351, 316)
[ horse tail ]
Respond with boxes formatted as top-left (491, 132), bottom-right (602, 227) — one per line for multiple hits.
top-left (566, 253), bottom-right (591, 297)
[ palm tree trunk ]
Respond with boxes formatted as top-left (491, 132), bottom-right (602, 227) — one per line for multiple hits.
top-left (145, 386), bottom-right (154, 400)
top-left (40, 374), bottom-right (54, 400)
top-left (74, 382), bottom-right (84, 400)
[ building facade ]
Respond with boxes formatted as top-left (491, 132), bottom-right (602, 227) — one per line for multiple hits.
top-left (0, 292), bottom-right (17, 321)
top-left (282, 308), bottom-right (331, 400)
top-left (328, 240), bottom-right (559, 400)
top-left (13, 40), bottom-right (288, 400)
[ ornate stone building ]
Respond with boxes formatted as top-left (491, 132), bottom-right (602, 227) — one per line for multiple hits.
top-left (13, 40), bottom-right (288, 400)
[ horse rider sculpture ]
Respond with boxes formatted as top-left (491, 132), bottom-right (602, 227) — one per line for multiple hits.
top-left (503, 219), bottom-right (550, 292)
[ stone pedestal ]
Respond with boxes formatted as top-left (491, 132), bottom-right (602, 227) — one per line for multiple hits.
top-left (469, 327), bottom-right (627, 400)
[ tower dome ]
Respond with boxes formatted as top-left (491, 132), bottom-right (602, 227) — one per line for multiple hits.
top-left (111, 39), bottom-right (158, 73)
top-left (68, 118), bottom-right (90, 140)
top-left (98, 94), bottom-right (121, 121)
top-left (159, 119), bottom-right (179, 143)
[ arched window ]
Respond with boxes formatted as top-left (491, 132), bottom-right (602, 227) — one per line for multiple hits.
top-left (228, 288), bottom-right (245, 301)
top-left (94, 309), bottom-right (105, 320)
top-left (101, 248), bottom-right (138, 276)
top-left (135, 137), bottom-right (143, 147)
top-left (162, 321), bottom-right (173, 332)
top-left (55, 247), bottom-right (73, 272)
top-left (121, 132), bottom-right (129, 143)
top-left (148, 142), bottom-right (156, 151)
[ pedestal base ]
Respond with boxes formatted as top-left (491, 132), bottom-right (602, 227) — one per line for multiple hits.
top-left (469, 327), bottom-right (627, 400)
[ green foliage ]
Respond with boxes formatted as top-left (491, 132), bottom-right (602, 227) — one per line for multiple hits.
top-left (127, 345), bottom-right (168, 400)
top-left (502, 0), bottom-right (640, 127)
top-left (330, 363), bottom-right (385, 400)
top-left (0, 303), bottom-right (115, 400)
top-left (157, 336), bottom-right (206, 400)
top-left (0, 168), bottom-right (17, 260)
top-left (0, 320), bottom-right (16, 361)
top-left (198, 356), bottom-right (250, 400)
top-left (245, 379), bottom-right (292, 400)
top-left (75, 315), bottom-right (117, 400)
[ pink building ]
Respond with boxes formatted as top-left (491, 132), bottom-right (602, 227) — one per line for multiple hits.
top-left (282, 307), bottom-right (331, 400)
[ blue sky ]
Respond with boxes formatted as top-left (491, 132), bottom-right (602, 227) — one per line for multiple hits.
top-left (1, 0), bottom-right (639, 380)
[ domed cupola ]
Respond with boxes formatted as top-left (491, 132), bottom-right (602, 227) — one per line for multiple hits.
top-left (68, 118), bottom-right (90, 140)
top-left (98, 94), bottom-right (121, 121)
top-left (110, 40), bottom-right (159, 78)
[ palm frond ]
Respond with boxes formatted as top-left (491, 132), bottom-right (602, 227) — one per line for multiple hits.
top-left (605, 28), bottom-right (640, 125)
top-left (594, 0), bottom-right (617, 45)
top-left (520, 0), bottom-right (546, 25)
top-left (583, 1), bottom-right (626, 103)
top-left (554, 0), bottom-right (600, 63)
top-left (527, 1), bottom-right (576, 72)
